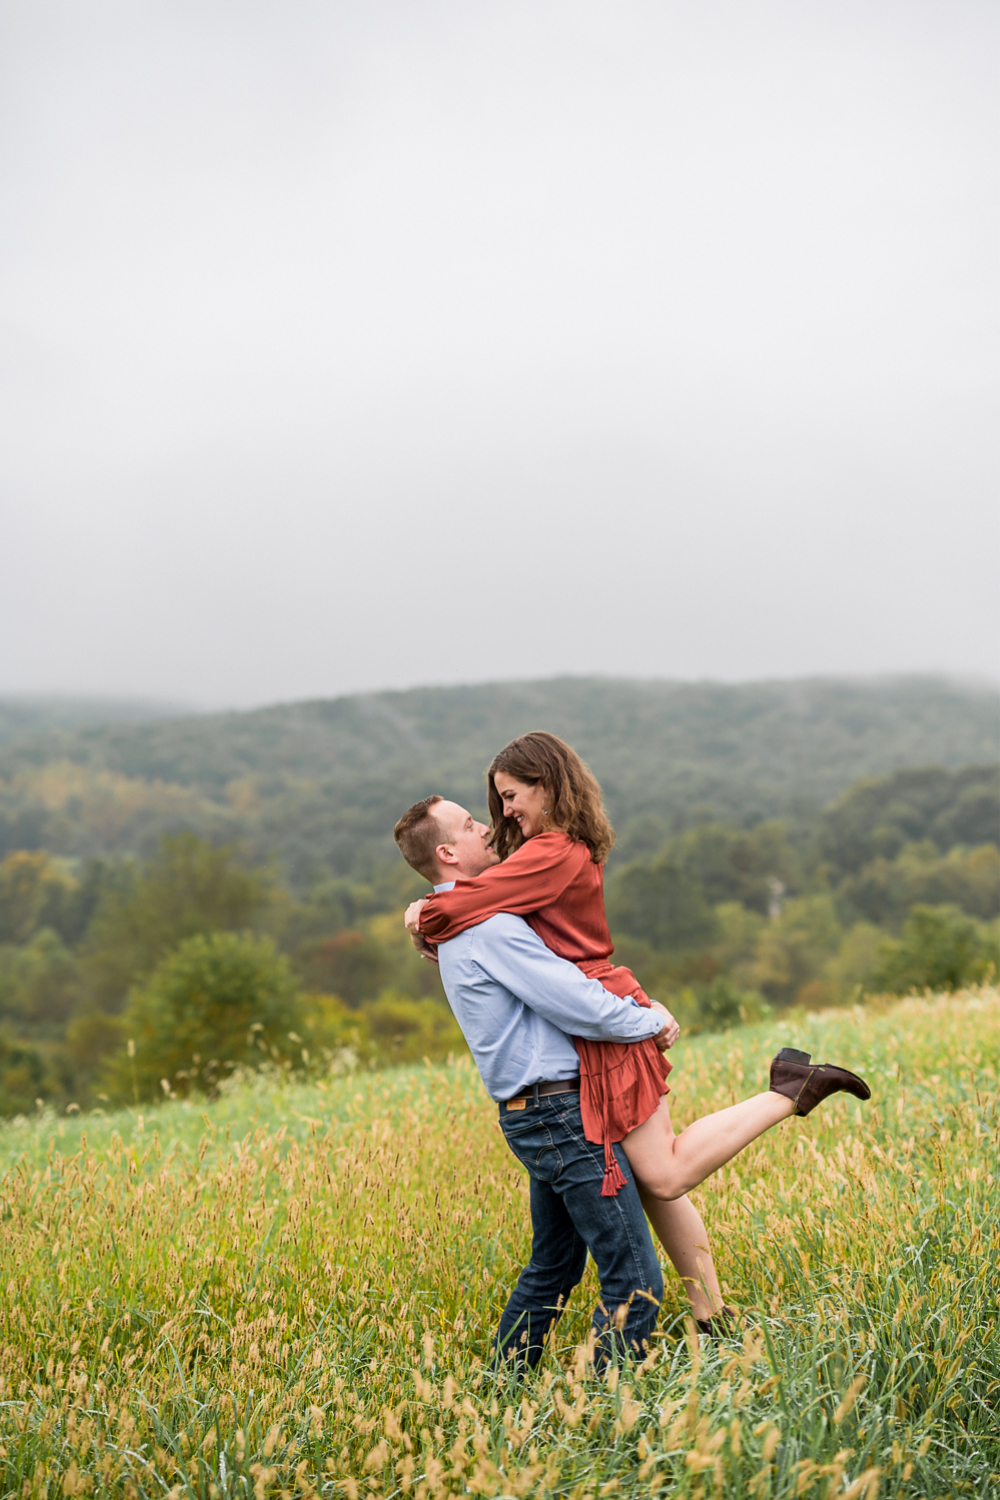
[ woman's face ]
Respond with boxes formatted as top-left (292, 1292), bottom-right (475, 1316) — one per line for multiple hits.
top-left (493, 773), bottom-right (550, 839)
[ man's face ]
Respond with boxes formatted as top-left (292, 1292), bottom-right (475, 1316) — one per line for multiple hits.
top-left (434, 801), bottom-right (498, 880)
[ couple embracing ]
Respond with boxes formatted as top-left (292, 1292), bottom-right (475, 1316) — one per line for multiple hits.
top-left (393, 732), bottom-right (870, 1371)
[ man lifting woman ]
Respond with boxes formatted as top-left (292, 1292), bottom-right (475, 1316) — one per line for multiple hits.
top-left (394, 732), bottom-right (869, 1367)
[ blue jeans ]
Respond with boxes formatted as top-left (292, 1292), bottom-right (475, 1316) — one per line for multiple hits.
top-left (495, 1091), bottom-right (663, 1370)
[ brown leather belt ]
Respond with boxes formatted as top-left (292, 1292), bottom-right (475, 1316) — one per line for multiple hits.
top-left (504, 1077), bottom-right (581, 1111)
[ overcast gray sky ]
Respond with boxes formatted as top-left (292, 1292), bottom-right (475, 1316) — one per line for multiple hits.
top-left (1, 0), bottom-right (996, 708)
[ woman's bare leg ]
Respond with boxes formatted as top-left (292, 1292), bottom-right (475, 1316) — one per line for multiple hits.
top-left (622, 1091), bottom-right (794, 1202)
top-left (637, 1189), bottom-right (724, 1322)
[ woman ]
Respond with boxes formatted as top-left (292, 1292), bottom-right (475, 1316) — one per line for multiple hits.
top-left (408, 731), bottom-right (871, 1330)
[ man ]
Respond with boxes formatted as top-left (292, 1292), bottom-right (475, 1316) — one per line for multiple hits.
top-left (394, 793), bottom-right (681, 1369)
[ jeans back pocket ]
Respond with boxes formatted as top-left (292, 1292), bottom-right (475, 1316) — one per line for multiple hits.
top-left (501, 1115), bottom-right (565, 1183)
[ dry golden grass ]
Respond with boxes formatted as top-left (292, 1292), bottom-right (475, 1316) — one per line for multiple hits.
top-left (0, 989), bottom-right (996, 1498)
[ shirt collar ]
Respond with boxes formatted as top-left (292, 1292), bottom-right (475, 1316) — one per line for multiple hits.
top-left (433, 881), bottom-right (456, 892)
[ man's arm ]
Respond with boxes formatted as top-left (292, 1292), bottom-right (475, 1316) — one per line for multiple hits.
top-left (467, 914), bottom-right (666, 1045)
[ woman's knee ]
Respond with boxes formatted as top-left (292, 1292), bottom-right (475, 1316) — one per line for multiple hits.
top-left (635, 1167), bottom-right (694, 1202)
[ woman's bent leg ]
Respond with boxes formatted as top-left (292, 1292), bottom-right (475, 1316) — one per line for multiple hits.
top-left (622, 1091), bottom-right (794, 1202)
top-left (638, 1189), bottom-right (724, 1322)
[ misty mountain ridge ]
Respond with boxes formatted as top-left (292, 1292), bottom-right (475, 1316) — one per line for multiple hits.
top-left (0, 696), bottom-right (191, 746)
top-left (0, 674), bottom-right (995, 884)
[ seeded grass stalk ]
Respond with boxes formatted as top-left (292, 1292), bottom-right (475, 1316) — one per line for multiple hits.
top-left (0, 990), bottom-right (996, 1499)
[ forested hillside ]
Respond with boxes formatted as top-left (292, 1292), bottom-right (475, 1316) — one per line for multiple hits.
top-left (0, 675), bottom-right (996, 1117)
top-left (0, 675), bottom-right (995, 882)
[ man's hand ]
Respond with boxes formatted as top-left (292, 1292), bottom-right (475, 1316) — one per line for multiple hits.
top-left (648, 1000), bottom-right (680, 1051)
top-left (404, 898), bottom-right (438, 964)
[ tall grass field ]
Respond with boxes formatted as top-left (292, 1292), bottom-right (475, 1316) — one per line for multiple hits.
top-left (0, 991), bottom-right (996, 1499)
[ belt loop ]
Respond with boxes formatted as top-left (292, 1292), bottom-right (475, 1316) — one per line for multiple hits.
top-left (532, 1081), bottom-right (540, 1108)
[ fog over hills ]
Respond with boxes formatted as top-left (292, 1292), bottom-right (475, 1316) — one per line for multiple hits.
top-left (0, 697), bottom-right (189, 746)
top-left (0, 675), bottom-right (995, 882)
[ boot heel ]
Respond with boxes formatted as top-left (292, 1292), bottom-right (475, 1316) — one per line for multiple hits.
top-left (775, 1047), bottom-right (811, 1065)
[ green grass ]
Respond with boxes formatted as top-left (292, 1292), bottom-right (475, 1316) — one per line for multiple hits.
top-left (0, 990), bottom-right (997, 1498)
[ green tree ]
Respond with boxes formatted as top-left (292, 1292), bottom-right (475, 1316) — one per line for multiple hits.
top-left (748, 894), bottom-right (842, 1007)
top-left (0, 928), bottom-right (81, 1026)
top-left (0, 1034), bottom-right (46, 1117)
top-left (107, 931), bottom-right (304, 1101)
top-left (802, 922), bottom-right (884, 1008)
top-left (817, 765), bottom-right (999, 878)
top-left (710, 902), bottom-right (766, 983)
top-left (61, 1011), bottom-right (127, 1102)
top-left (837, 843), bottom-right (1000, 929)
top-left (668, 821), bottom-right (800, 914)
top-left (49, 857), bottom-right (125, 946)
top-left (83, 834), bottom-right (272, 1008)
top-left (296, 930), bottom-right (394, 1007)
top-left (932, 776), bottom-right (1000, 849)
top-left (606, 820), bottom-right (799, 951)
top-left (0, 851), bottom-right (77, 945)
top-left (606, 859), bottom-right (717, 952)
top-left (869, 905), bottom-right (997, 996)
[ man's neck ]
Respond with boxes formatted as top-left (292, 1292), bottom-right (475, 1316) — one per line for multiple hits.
top-left (434, 861), bottom-right (481, 883)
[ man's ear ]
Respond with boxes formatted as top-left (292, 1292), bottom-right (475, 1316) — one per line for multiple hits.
top-left (436, 843), bottom-right (459, 868)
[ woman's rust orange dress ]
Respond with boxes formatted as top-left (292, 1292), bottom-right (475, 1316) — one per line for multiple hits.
top-left (418, 830), bottom-right (670, 1196)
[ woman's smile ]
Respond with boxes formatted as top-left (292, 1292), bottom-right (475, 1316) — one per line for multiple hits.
top-left (492, 772), bottom-right (550, 839)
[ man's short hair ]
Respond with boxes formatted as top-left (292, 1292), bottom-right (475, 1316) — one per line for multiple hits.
top-left (394, 795), bottom-right (446, 881)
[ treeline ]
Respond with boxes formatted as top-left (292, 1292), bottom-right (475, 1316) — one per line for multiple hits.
top-left (0, 763), bottom-right (996, 1118)
top-left (608, 764), bottom-right (998, 1031)
top-left (0, 835), bottom-right (450, 1116)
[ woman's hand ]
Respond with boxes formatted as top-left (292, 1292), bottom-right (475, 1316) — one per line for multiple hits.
top-left (648, 1001), bottom-right (680, 1050)
top-left (411, 934), bottom-right (439, 963)
top-left (404, 898), bottom-right (439, 963)
top-left (404, 898), bottom-right (428, 935)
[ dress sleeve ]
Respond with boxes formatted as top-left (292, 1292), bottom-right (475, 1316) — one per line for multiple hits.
top-left (419, 833), bottom-right (588, 944)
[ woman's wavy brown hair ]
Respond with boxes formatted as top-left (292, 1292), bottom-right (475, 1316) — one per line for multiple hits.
top-left (487, 731), bottom-right (616, 864)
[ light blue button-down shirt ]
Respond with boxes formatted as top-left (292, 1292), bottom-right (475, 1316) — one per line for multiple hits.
top-left (433, 885), bottom-right (663, 1101)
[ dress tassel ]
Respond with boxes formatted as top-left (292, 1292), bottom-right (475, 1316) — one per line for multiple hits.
top-left (601, 1141), bottom-right (627, 1197)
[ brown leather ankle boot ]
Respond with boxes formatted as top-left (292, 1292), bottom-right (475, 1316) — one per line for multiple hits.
top-left (695, 1305), bottom-right (738, 1341)
top-left (769, 1047), bottom-right (871, 1115)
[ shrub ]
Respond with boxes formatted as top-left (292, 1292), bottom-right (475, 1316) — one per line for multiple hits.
top-left (296, 929), bottom-right (393, 1007)
top-left (106, 931), bottom-right (305, 1101)
top-left (300, 992), bottom-right (373, 1071)
top-left (361, 989), bottom-right (466, 1067)
top-left (869, 904), bottom-right (997, 995)
top-left (0, 1033), bottom-right (47, 1117)
top-left (671, 978), bottom-right (771, 1036)
top-left (60, 1011), bottom-right (128, 1101)
top-left (83, 834), bottom-right (273, 1008)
